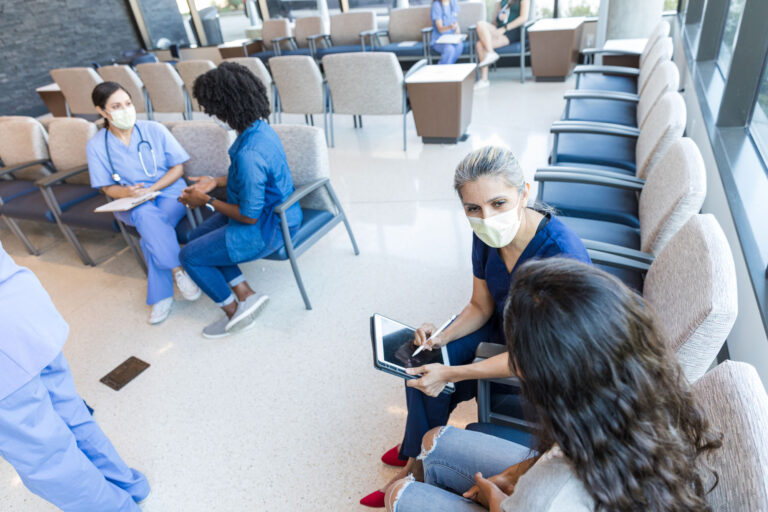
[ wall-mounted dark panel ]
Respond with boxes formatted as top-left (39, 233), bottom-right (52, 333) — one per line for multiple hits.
top-left (136, 0), bottom-right (190, 49)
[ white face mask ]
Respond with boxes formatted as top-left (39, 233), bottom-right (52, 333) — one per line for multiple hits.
top-left (213, 116), bottom-right (231, 131)
top-left (467, 206), bottom-right (523, 248)
top-left (109, 106), bottom-right (136, 130)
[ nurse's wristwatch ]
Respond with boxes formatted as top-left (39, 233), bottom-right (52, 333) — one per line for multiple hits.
top-left (205, 196), bottom-right (216, 212)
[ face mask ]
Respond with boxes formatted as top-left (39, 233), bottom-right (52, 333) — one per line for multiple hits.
top-left (467, 206), bottom-right (523, 248)
top-left (109, 106), bottom-right (136, 130)
top-left (213, 116), bottom-right (231, 131)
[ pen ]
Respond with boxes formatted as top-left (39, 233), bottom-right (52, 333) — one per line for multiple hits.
top-left (412, 314), bottom-right (457, 357)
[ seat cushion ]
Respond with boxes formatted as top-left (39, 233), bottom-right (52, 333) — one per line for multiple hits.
top-left (494, 41), bottom-right (524, 54)
top-left (564, 98), bottom-right (638, 127)
top-left (0, 179), bottom-right (38, 202)
top-left (559, 215), bottom-right (641, 250)
top-left (1, 185), bottom-right (97, 222)
top-left (465, 423), bottom-right (537, 448)
top-left (264, 208), bottom-right (335, 261)
top-left (576, 72), bottom-right (637, 93)
top-left (249, 50), bottom-right (276, 62)
top-left (555, 132), bottom-right (637, 172)
top-left (373, 42), bottom-right (425, 57)
top-left (316, 45), bottom-right (366, 56)
top-left (278, 48), bottom-right (313, 57)
top-left (539, 181), bottom-right (640, 228)
top-left (58, 194), bottom-right (120, 232)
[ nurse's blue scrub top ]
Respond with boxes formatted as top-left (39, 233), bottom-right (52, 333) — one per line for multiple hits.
top-left (0, 242), bottom-right (68, 400)
top-left (225, 120), bottom-right (303, 262)
top-left (472, 212), bottom-right (592, 323)
top-left (431, 0), bottom-right (460, 45)
top-left (85, 120), bottom-right (189, 198)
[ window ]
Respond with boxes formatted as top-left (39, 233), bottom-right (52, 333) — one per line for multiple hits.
top-left (752, 58), bottom-right (768, 165)
top-left (559, 0), bottom-right (599, 17)
top-left (663, 0), bottom-right (678, 12)
top-left (717, 0), bottom-right (746, 76)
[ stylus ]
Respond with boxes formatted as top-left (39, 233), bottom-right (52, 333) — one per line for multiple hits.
top-left (412, 314), bottom-right (457, 357)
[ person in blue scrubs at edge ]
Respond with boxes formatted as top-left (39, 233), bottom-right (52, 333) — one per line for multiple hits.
top-left (431, 0), bottom-right (464, 65)
top-left (86, 82), bottom-right (202, 325)
top-left (361, 146), bottom-right (591, 508)
top-left (0, 242), bottom-right (149, 511)
top-left (178, 62), bottom-right (303, 339)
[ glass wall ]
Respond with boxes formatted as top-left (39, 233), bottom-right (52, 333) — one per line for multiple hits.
top-left (752, 58), bottom-right (768, 164)
top-left (717, 0), bottom-right (746, 76)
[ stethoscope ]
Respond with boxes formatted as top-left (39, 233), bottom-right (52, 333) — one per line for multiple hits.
top-left (105, 124), bottom-right (158, 183)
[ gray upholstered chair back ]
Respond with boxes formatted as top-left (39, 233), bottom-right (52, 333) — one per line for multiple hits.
top-left (177, 60), bottom-right (217, 112)
top-left (224, 57), bottom-right (274, 107)
top-left (295, 16), bottom-right (325, 48)
top-left (272, 125), bottom-right (335, 212)
top-left (643, 214), bottom-right (737, 383)
top-left (638, 138), bottom-right (706, 255)
top-left (637, 60), bottom-right (679, 129)
top-left (179, 46), bottom-right (223, 65)
top-left (262, 19), bottom-right (291, 50)
top-left (329, 12), bottom-right (376, 46)
top-left (47, 118), bottom-right (98, 185)
top-left (97, 65), bottom-right (147, 113)
top-left (136, 62), bottom-right (187, 114)
top-left (322, 52), bottom-right (405, 115)
top-left (0, 118), bottom-right (50, 180)
top-left (638, 36), bottom-right (673, 95)
top-left (693, 361), bottom-right (768, 511)
top-left (635, 91), bottom-right (686, 179)
top-left (388, 6), bottom-right (432, 42)
top-left (269, 56), bottom-right (325, 114)
top-left (171, 121), bottom-right (231, 178)
top-left (457, 1), bottom-right (486, 29)
top-left (639, 20), bottom-right (670, 68)
top-left (50, 67), bottom-right (104, 116)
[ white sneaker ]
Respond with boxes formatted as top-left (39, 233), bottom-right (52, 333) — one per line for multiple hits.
top-left (202, 313), bottom-right (258, 339)
top-left (478, 52), bottom-right (500, 68)
top-left (225, 294), bottom-right (269, 332)
top-left (474, 79), bottom-right (490, 90)
top-left (174, 270), bottom-right (201, 301)
top-left (149, 297), bottom-right (173, 325)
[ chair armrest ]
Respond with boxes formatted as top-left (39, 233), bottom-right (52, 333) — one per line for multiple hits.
top-left (475, 342), bottom-right (506, 360)
top-left (535, 165), bottom-right (645, 184)
top-left (274, 178), bottom-right (328, 214)
top-left (523, 18), bottom-right (538, 29)
top-left (562, 90), bottom-right (639, 103)
top-left (370, 29), bottom-right (389, 47)
top-left (587, 249), bottom-right (651, 272)
top-left (550, 120), bottom-right (640, 138)
top-left (573, 64), bottom-right (640, 77)
top-left (272, 35), bottom-right (298, 51)
top-left (581, 47), bottom-right (641, 57)
top-left (0, 159), bottom-right (52, 179)
top-left (405, 59), bottom-right (428, 79)
top-left (421, 27), bottom-right (432, 34)
top-left (582, 239), bottom-right (654, 264)
top-left (36, 164), bottom-right (90, 187)
top-left (307, 33), bottom-right (330, 41)
top-left (535, 171), bottom-right (644, 191)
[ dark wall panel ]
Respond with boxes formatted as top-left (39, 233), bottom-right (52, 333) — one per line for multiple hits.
top-left (0, 0), bottom-right (142, 117)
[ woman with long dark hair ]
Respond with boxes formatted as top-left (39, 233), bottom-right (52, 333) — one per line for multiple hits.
top-left (474, 0), bottom-right (530, 89)
top-left (385, 258), bottom-right (722, 511)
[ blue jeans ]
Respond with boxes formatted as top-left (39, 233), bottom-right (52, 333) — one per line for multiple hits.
top-left (394, 426), bottom-right (533, 511)
top-left (399, 319), bottom-right (502, 459)
top-left (433, 42), bottom-right (463, 64)
top-left (0, 352), bottom-right (149, 511)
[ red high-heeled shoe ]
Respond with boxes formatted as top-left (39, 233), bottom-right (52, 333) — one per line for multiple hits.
top-left (381, 445), bottom-right (407, 467)
top-left (360, 490), bottom-right (385, 508)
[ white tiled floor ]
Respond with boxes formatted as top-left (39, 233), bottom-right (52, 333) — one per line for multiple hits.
top-left (0, 68), bottom-right (571, 511)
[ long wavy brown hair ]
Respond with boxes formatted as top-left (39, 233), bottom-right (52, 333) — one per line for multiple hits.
top-left (504, 258), bottom-right (722, 511)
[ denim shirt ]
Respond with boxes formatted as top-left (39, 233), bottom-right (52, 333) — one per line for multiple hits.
top-left (431, 0), bottom-right (460, 45)
top-left (225, 121), bottom-right (302, 262)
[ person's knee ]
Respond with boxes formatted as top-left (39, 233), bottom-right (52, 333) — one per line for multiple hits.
top-left (421, 426), bottom-right (444, 456)
top-left (385, 477), bottom-right (413, 512)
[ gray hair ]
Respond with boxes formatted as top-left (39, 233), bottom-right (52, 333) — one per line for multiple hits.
top-left (454, 146), bottom-right (525, 198)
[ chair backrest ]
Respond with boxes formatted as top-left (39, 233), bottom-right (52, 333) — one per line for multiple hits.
top-left (271, 124), bottom-right (335, 212)
top-left (294, 16), bottom-right (325, 48)
top-left (638, 36), bottom-right (673, 95)
top-left (329, 11), bottom-right (377, 46)
top-left (268, 56), bottom-right (325, 114)
top-left (635, 91), bottom-right (686, 179)
top-left (179, 46), bottom-right (223, 65)
top-left (47, 118), bottom-right (98, 185)
top-left (388, 6), bottom-right (432, 42)
top-left (136, 62), bottom-right (187, 114)
top-left (643, 214), bottom-right (737, 383)
top-left (50, 67), bottom-right (104, 116)
top-left (637, 60), bottom-right (679, 129)
top-left (639, 20), bottom-right (670, 67)
top-left (638, 138), bottom-right (706, 255)
top-left (224, 57), bottom-right (274, 107)
top-left (96, 65), bottom-right (147, 113)
top-left (171, 121), bottom-right (231, 178)
top-left (457, 1), bottom-right (487, 30)
top-left (262, 19), bottom-right (291, 50)
top-left (176, 60), bottom-right (217, 111)
top-left (322, 52), bottom-right (404, 115)
top-left (693, 361), bottom-right (768, 511)
top-left (0, 118), bottom-right (50, 180)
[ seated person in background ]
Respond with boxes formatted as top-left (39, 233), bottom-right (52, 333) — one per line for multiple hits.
top-left (361, 146), bottom-right (590, 508)
top-left (86, 82), bottom-right (201, 325)
top-left (179, 63), bottom-right (303, 339)
top-left (474, 0), bottom-right (530, 89)
top-left (0, 241), bottom-right (149, 511)
top-left (431, 0), bottom-right (464, 65)
top-left (387, 258), bottom-right (723, 511)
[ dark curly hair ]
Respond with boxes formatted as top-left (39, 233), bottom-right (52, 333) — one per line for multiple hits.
top-left (192, 62), bottom-right (270, 132)
top-left (504, 258), bottom-right (722, 511)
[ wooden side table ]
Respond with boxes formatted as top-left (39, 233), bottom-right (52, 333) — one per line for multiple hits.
top-left (528, 17), bottom-right (585, 81)
top-left (218, 38), bottom-right (262, 59)
top-left (405, 63), bottom-right (476, 144)
top-left (36, 83), bottom-right (68, 117)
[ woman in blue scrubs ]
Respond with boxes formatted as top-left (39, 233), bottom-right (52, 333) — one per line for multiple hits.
top-left (178, 62), bottom-right (302, 339)
top-left (86, 82), bottom-right (201, 325)
top-left (431, 0), bottom-right (464, 65)
top-left (0, 242), bottom-right (149, 511)
top-left (361, 146), bottom-right (591, 508)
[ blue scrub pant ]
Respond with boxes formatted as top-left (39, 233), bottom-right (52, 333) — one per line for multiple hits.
top-left (399, 319), bottom-right (502, 459)
top-left (0, 352), bottom-right (149, 512)
top-left (433, 42), bottom-right (463, 65)
top-left (117, 195), bottom-right (187, 305)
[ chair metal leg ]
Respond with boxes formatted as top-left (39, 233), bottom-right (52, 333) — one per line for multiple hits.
top-left (353, 115), bottom-right (358, 128)
top-left (287, 252), bottom-right (312, 310)
top-left (2, 216), bottom-right (40, 255)
top-left (358, 115), bottom-right (363, 128)
top-left (305, 114), bottom-right (310, 125)
top-left (117, 220), bottom-right (148, 275)
top-left (477, 379), bottom-right (491, 423)
top-left (310, 114), bottom-right (315, 126)
top-left (403, 111), bottom-right (407, 151)
top-left (521, 49), bottom-right (526, 84)
top-left (39, 186), bottom-right (95, 265)
top-left (326, 183), bottom-right (360, 256)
